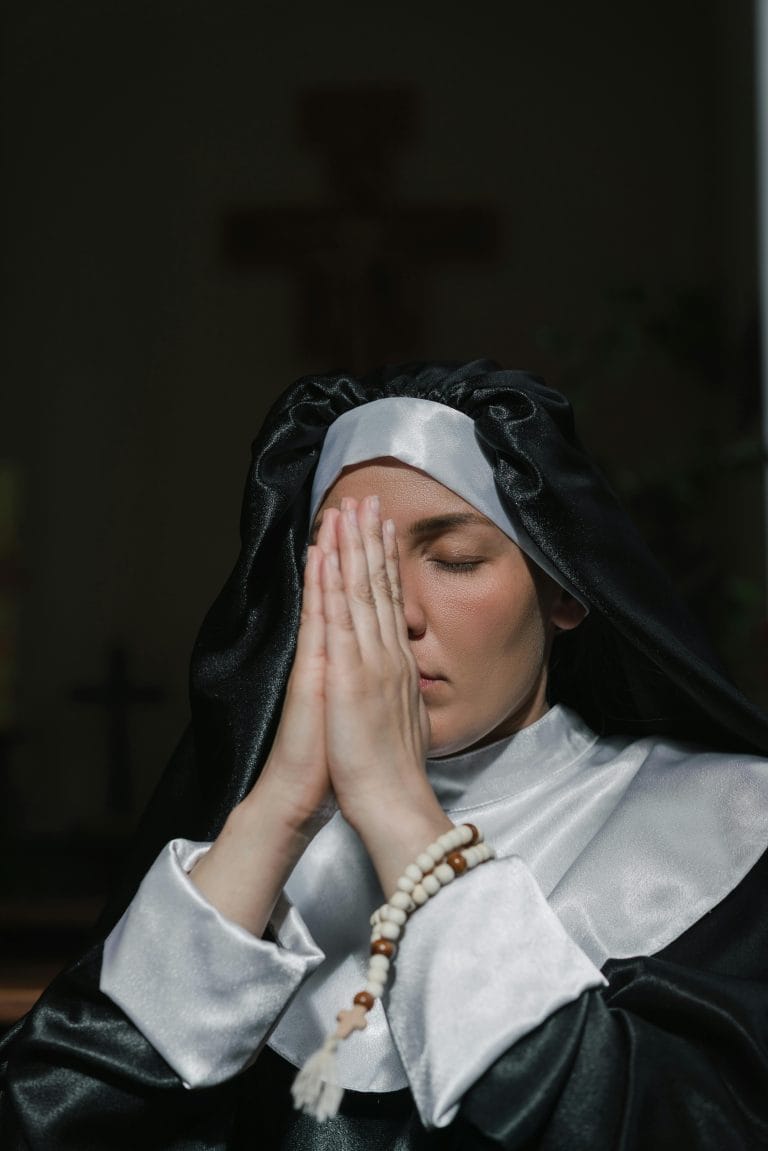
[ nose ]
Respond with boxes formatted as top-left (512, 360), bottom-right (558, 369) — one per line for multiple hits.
top-left (398, 557), bottom-right (427, 639)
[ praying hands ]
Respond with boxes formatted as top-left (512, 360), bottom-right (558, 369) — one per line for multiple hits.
top-left (190, 494), bottom-right (451, 935)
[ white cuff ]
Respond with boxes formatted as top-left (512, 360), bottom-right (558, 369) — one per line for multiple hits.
top-left (99, 839), bottom-right (325, 1088)
top-left (386, 855), bottom-right (606, 1128)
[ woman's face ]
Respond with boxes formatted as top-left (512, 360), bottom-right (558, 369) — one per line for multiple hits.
top-left (316, 459), bottom-right (584, 757)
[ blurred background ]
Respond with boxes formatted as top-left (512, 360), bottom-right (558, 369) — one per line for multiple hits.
top-left (1, 0), bottom-right (766, 1022)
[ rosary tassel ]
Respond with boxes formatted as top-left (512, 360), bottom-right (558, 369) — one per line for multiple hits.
top-left (290, 1035), bottom-right (343, 1121)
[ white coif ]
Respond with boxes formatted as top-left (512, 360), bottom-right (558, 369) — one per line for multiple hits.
top-left (309, 396), bottom-right (586, 605)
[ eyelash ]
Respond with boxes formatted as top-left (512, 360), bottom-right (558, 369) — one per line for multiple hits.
top-left (431, 559), bottom-right (483, 573)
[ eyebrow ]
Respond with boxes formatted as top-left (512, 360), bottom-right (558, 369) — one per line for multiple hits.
top-left (309, 510), bottom-right (491, 545)
top-left (407, 512), bottom-right (491, 538)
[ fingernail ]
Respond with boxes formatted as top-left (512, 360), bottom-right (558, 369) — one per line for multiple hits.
top-left (384, 518), bottom-right (395, 538)
top-left (344, 506), bottom-right (357, 526)
top-left (369, 495), bottom-right (380, 515)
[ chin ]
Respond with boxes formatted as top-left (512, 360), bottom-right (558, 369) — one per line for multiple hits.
top-left (427, 722), bottom-right (488, 759)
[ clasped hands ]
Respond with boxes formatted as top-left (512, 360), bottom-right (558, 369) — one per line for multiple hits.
top-left (257, 495), bottom-right (452, 894)
top-left (192, 496), bottom-right (453, 931)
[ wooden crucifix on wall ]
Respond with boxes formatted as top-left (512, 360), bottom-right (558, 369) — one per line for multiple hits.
top-left (221, 88), bottom-right (499, 371)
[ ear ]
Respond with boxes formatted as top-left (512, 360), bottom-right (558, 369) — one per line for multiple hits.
top-left (550, 590), bottom-right (587, 633)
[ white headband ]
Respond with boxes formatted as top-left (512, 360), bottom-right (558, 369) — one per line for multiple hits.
top-left (309, 397), bottom-right (585, 605)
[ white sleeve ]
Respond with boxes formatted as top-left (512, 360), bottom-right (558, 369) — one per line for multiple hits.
top-left (385, 855), bottom-right (607, 1129)
top-left (99, 838), bottom-right (325, 1088)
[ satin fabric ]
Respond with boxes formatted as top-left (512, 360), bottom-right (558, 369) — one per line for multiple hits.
top-left (3, 847), bottom-right (768, 1148)
top-left (98, 706), bottom-right (768, 1111)
top-left (308, 395), bottom-right (585, 603)
top-left (268, 704), bottom-right (768, 1090)
top-left (100, 840), bottom-right (325, 1088)
top-left (100, 839), bottom-right (605, 1125)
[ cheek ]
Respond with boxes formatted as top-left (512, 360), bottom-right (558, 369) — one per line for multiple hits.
top-left (436, 573), bottom-right (546, 674)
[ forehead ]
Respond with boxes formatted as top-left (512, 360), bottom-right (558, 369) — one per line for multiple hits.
top-left (317, 458), bottom-right (485, 520)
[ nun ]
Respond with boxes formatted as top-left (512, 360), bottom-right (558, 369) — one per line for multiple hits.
top-left (2, 361), bottom-right (768, 1150)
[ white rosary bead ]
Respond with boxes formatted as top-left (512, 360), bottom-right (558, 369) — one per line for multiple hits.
top-left (411, 883), bottom-right (428, 905)
top-left (379, 921), bottom-right (401, 941)
top-left (464, 847), bottom-right (479, 868)
top-left (366, 962), bottom-right (388, 982)
top-left (422, 873), bottom-right (441, 896)
top-left (389, 891), bottom-right (411, 911)
top-left (404, 863), bottom-right (423, 883)
top-left (369, 954), bottom-right (390, 973)
top-left (364, 981), bottom-right (385, 998)
top-left (416, 852), bottom-right (435, 873)
top-left (381, 905), bottom-right (407, 926)
top-left (434, 862), bottom-right (455, 884)
top-left (426, 842), bottom-right (445, 863)
top-left (397, 876), bottom-right (415, 894)
top-left (457, 825), bottom-right (474, 846)
top-left (444, 829), bottom-right (463, 850)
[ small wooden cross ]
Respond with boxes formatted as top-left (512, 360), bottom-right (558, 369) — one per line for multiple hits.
top-left (335, 1003), bottom-right (369, 1040)
top-left (71, 644), bottom-right (165, 820)
top-left (222, 87), bottom-right (498, 370)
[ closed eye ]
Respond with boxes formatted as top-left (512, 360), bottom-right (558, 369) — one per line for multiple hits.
top-left (431, 559), bottom-right (484, 573)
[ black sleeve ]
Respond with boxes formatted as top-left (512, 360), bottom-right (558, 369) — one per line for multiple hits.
top-left (457, 845), bottom-right (768, 1151)
top-left (0, 946), bottom-right (247, 1151)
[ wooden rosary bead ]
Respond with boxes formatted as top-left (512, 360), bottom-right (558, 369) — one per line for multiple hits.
top-left (371, 938), bottom-right (396, 958)
top-left (447, 850), bottom-right (468, 874)
top-left (353, 991), bottom-right (375, 1011)
top-left (464, 822), bottom-right (480, 845)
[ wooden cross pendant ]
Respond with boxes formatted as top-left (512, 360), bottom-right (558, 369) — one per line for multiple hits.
top-left (335, 1004), bottom-right (368, 1040)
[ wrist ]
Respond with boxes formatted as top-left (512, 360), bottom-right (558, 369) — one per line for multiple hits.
top-left (188, 790), bottom-right (314, 937)
top-left (354, 795), bottom-right (454, 898)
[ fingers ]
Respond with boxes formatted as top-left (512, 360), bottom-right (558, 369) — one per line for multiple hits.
top-left (319, 495), bottom-right (408, 669)
top-left (285, 544), bottom-right (326, 699)
top-left (349, 496), bottom-right (405, 654)
top-left (297, 545), bottom-right (325, 655)
top-left (382, 516), bottom-right (410, 652)
top-left (336, 499), bottom-right (383, 650)
top-left (321, 522), bottom-right (364, 673)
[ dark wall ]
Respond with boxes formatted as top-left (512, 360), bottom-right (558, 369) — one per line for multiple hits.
top-left (0, 1), bottom-right (763, 864)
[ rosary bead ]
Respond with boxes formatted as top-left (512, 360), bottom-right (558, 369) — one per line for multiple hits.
top-left (422, 873), bottom-right (440, 895)
top-left (426, 842), bottom-right (445, 863)
top-left (380, 921), bottom-right (401, 940)
top-left (397, 876), bottom-right (415, 894)
top-left (465, 823), bottom-right (481, 845)
top-left (389, 891), bottom-right (411, 911)
top-left (447, 851), bottom-right (468, 874)
top-left (434, 862), bottom-right (455, 884)
top-left (382, 905), bottom-right (407, 926)
top-left (371, 939), bottom-right (396, 957)
top-left (416, 852), bottom-right (435, 873)
top-left (364, 981), bottom-right (385, 998)
top-left (353, 991), bottom-right (375, 1011)
top-left (405, 863), bottom-right (423, 883)
top-left (411, 883), bottom-right (428, 905)
top-left (369, 953), bottom-right (390, 973)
